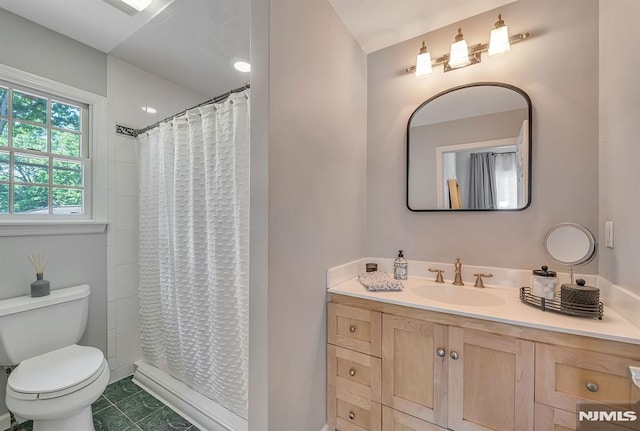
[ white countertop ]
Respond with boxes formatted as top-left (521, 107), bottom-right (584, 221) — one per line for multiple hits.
top-left (328, 276), bottom-right (640, 345)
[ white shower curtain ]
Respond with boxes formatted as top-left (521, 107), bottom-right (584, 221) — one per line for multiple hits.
top-left (137, 91), bottom-right (250, 419)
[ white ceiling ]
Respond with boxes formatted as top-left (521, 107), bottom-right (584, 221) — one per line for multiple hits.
top-left (328, 0), bottom-right (519, 53)
top-left (0, 0), bottom-right (250, 98)
top-left (0, 0), bottom-right (516, 98)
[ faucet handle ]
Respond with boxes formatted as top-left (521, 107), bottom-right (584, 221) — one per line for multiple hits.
top-left (473, 273), bottom-right (493, 288)
top-left (428, 268), bottom-right (445, 283)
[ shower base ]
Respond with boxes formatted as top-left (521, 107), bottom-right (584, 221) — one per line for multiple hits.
top-left (133, 361), bottom-right (248, 431)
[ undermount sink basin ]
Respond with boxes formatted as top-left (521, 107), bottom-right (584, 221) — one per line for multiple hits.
top-left (411, 285), bottom-right (506, 307)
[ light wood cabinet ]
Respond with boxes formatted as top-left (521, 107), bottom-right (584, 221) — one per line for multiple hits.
top-left (448, 327), bottom-right (534, 431)
top-left (536, 343), bottom-right (640, 413)
top-left (382, 406), bottom-right (446, 431)
top-left (327, 294), bottom-right (640, 431)
top-left (381, 314), bottom-right (448, 426)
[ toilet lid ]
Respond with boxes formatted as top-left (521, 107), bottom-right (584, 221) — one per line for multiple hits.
top-left (8, 344), bottom-right (105, 398)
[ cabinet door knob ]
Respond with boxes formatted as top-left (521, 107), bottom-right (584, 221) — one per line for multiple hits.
top-left (348, 368), bottom-right (356, 377)
top-left (348, 411), bottom-right (356, 420)
top-left (586, 382), bottom-right (599, 392)
top-left (437, 348), bottom-right (446, 357)
top-left (349, 325), bottom-right (357, 333)
top-left (450, 351), bottom-right (459, 360)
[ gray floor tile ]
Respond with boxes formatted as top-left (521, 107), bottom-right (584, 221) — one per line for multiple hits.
top-left (136, 406), bottom-right (193, 431)
top-left (115, 390), bottom-right (165, 423)
top-left (93, 405), bottom-right (136, 431)
top-left (93, 395), bottom-right (113, 414)
top-left (102, 376), bottom-right (142, 403)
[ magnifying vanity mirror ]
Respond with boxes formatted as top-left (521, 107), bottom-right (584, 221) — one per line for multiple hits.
top-left (407, 82), bottom-right (532, 211)
top-left (544, 223), bottom-right (597, 282)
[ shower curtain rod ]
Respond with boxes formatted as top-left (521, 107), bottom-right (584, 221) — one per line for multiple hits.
top-left (135, 83), bottom-right (250, 136)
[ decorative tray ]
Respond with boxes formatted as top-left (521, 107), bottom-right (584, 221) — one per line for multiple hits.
top-left (519, 287), bottom-right (604, 320)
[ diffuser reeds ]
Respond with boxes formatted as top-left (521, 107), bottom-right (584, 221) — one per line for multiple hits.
top-left (28, 252), bottom-right (50, 275)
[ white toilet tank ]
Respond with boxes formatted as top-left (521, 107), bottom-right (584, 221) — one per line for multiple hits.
top-left (0, 285), bottom-right (90, 365)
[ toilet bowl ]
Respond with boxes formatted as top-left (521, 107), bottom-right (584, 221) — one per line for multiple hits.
top-left (0, 285), bottom-right (109, 431)
top-left (6, 345), bottom-right (110, 431)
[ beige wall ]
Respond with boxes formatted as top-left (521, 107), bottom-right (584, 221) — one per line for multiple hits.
top-left (367, 0), bottom-right (600, 273)
top-left (598, 0), bottom-right (640, 293)
top-left (0, 8), bottom-right (107, 96)
top-left (267, 0), bottom-right (367, 428)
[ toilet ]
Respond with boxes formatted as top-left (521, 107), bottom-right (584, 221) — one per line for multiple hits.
top-left (0, 285), bottom-right (109, 431)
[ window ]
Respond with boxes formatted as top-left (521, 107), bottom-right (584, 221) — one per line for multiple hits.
top-left (0, 80), bottom-right (90, 217)
top-left (0, 64), bottom-right (107, 236)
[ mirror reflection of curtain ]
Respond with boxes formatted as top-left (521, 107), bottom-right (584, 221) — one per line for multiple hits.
top-left (495, 152), bottom-right (518, 208)
top-left (468, 152), bottom-right (496, 209)
top-left (469, 152), bottom-right (518, 209)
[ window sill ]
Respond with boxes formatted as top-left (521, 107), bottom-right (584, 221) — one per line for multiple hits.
top-left (0, 220), bottom-right (108, 237)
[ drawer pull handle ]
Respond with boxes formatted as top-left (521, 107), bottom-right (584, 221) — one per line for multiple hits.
top-left (451, 351), bottom-right (459, 360)
top-left (349, 325), bottom-right (357, 333)
top-left (348, 411), bottom-right (356, 420)
top-left (348, 368), bottom-right (356, 377)
top-left (586, 382), bottom-right (599, 392)
top-left (437, 348), bottom-right (446, 357)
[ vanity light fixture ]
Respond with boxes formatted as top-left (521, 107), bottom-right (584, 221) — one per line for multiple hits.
top-left (405, 14), bottom-right (529, 75)
top-left (415, 41), bottom-right (433, 77)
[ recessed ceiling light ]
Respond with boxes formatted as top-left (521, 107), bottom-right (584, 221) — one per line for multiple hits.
top-left (142, 106), bottom-right (157, 114)
top-left (103, 0), bottom-right (152, 15)
top-left (234, 61), bottom-right (251, 73)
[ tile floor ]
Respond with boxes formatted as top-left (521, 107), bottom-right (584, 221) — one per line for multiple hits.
top-left (7, 376), bottom-right (199, 431)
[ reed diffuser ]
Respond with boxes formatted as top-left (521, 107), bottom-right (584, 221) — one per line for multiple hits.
top-left (28, 253), bottom-right (51, 297)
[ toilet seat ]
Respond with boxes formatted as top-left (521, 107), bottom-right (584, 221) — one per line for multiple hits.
top-left (8, 344), bottom-right (106, 400)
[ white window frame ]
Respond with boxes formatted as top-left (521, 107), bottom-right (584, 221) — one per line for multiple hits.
top-left (0, 64), bottom-right (107, 236)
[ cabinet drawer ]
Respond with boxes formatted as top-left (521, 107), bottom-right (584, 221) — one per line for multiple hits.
top-left (328, 344), bottom-right (382, 402)
top-left (329, 303), bottom-right (382, 357)
top-left (328, 385), bottom-right (381, 431)
top-left (536, 343), bottom-right (640, 412)
top-left (382, 406), bottom-right (446, 431)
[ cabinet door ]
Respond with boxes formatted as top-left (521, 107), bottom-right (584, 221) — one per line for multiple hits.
top-left (536, 343), bottom-right (640, 412)
top-left (448, 327), bottom-right (535, 431)
top-left (382, 314), bottom-right (448, 427)
top-left (382, 406), bottom-right (447, 431)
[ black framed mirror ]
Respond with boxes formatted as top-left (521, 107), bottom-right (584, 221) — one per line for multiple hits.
top-left (407, 82), bottom-right (532, 211)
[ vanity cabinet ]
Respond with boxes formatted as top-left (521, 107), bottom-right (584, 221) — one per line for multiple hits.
top-left (327, 294), bottom-right (640, 431)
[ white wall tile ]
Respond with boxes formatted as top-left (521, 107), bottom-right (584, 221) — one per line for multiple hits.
top-left (115, 328), bottom-right (143, 369)
top-left (115, 263), bottom-right (139, 300)
top-left (107, 329), bottom-right (116, 358)
top-left (107, 161), bottom-right (117, 191)
top-left (106, 270), bottom-right (116, 302)
top-left (107, 301), bottom-right (116, 330)
top-left (115, 196), bottom-right (138, 231)
top-left (115, 230), bottom-right (138, 265)
top-left (116, 364), bottom-right (135, 380)
top-left (115, 136), bottom-right (138, 164)
top-left (115, 162), bottom-right (138, 197)
top-left (109, 370), bottom-right (118, 384)
top-left (115, 296), bottom-right (141, 334)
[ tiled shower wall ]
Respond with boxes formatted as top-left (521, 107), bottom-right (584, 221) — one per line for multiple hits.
top-left (105, 57), bottom-right (207, 382)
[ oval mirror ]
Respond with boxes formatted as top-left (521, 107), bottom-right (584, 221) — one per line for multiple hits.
top-left (407, 82), bottom-right (532, 211)
top-left (544, 223), bottom-right (597, 266)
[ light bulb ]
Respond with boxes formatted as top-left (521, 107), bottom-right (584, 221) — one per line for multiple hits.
top-left (488, 15), bottom-right (511, 56)
top-left (415, 41), bottom-right (432, 77)
top-left (449, 28), bottom-right (470, 68)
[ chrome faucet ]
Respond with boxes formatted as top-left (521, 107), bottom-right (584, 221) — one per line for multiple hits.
top-left (453, 258), bottom-right (464, 286)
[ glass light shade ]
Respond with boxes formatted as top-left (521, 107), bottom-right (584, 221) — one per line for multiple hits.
top-left (489, 25), bottom-right (511, 56)
top-left (234, 61), bottom-right (251, 72)
top-left (415, 51), bottom-right (432, 77)
top-left (449, 39), bottom-right (470, 68)
top-left (121, 0), bottom-right (152, 11)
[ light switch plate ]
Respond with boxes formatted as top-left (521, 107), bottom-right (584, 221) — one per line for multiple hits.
top-left (605, 221), bottom-right (614, 249)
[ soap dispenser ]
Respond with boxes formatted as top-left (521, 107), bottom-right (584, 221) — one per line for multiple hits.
top-left (394, 250), bottom-right (408, 280)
